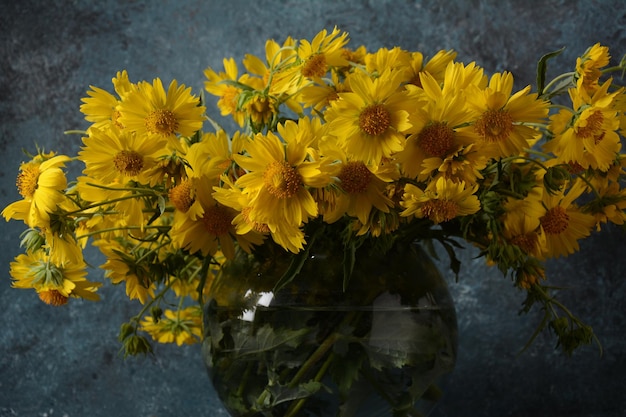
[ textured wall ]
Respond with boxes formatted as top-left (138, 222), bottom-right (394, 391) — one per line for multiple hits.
top-left (1, 1), bottom-right (625, 416)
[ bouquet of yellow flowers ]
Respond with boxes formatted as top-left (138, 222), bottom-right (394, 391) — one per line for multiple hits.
top-left (3, 26), bottom-right (626, 415)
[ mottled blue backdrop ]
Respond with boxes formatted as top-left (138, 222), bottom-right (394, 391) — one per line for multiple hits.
top-left (1, 1), bottom-right (625, 416)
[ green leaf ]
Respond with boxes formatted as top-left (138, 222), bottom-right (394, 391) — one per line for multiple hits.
top-left (536, 47), bottom-right (566, 96)
top-left (232, 324), bottom-right (311, 356)
top-left (266, 381), bottom-right (324, 407)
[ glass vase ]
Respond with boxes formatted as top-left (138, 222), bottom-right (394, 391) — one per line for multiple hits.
top-left (202, 239), bottom-right (457, 417)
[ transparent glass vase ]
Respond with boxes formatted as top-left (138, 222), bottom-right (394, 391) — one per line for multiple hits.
top-left (203, 239), bottom-right (457, 417)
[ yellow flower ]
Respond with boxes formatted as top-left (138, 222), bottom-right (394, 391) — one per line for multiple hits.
top-left (233, 120), bottom-right (333, 234)
top-left (294, 27), bottom-right (350, 81)
top-left (538, 180), bottom-right (596, 259)
top-left (94, 239), bottom-right (156, 304)
top-left (170, 176), bottom-right (263, 259)
top-left (118, 78), bottom-right (205, 150)
top-left (501, 188), bottom-right (547, 258)
top-left (204, 58), bottom-right (247, 127)
top-left (140, 306), bottom-right (203, 346)
top-left (544, 78), bottom-right (622, 171)
top-left (364, 46), bottom-right (412, 76)
top-left (400, 177), bottom-right (480, 224)
top-left (463, 71), bottom-right (549, 159)
top-left (397, 64), bottom-right (483, 181)
top-left (576, 43), bottom-right (611, 95)
top-left (325, 69), bottom-right (413, 165)
top-left (2, 153), bottom-right (71, 228)
top-left (406, 49), bottom-right (458, 87)
top-left (79, 126), bottom-right (168, 186)
top-left (80, 70), bottom-right (133, 131)
top-left (10, 250), bottom-right (100, 305)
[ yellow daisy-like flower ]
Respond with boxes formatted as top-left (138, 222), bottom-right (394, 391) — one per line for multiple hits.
top-left (501, 188), bottom-right (547, 258)
top-left (463, 71), bottom-right (549, 159)
top-left (538, 180), bottom-right (596, 259)
top-left (94, 239), bottom-right (157, 304)
top-left (170, 176), bottom-right (264, 259)
top-left (322, 154), bottom-right (396, 226)
top-left (400, 177), bottom-right (480, 224)
top-left (576, 43), bottom-right (611, 95)
top-left (140, 306), bottom-right (203, 346)
top-left (295, 27), bottom-right (350, 80)
top-left (204, 58), bottom-right (247, 127)
top-left (233, 120), bottom-right (333, 233)
top-left (2, 153), bottom-right (71, 228)
top-left (80, 70), bottom-right (133, 131)
top-left (364, 46), bottom-right (412, 76)
top-left (79, 127), bottom-right (168, 186)
top-left (397, 65), bottom-right (481, 181)
top-left (325, 68), bottom-right (414, 165)
top-left (10, 250), bottom-right (100, 305)
top-left (406, 49), bottom-right (458, 87)
top-left (543, 78), bottom-right (622, 171)
top-left (118, 77), bottom-right (205, 150)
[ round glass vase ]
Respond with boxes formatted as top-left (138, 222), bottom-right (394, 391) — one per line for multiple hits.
top-left (202, 239), bottom-right (457, 417)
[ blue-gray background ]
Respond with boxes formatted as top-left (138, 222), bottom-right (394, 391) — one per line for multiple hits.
top-left (1, 1), bottom-right (625, 416)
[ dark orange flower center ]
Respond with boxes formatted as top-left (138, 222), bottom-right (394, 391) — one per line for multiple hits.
top-left (338, 161), bottom-right (371, 194)
top-left (113, 150), bottom-right (144, 176)
top-left (576, 111), bottom-right (604, 140)
top-left (263, 160), bottom-right (303, 199)
top-left (474, 109), bottom-right (513, 143)
top-left (202, 205), bottom-right (233, 236)
top-left (169, 180), bottom-right (194, 213)
top-left (302, 54), bottom-right (328, 78)
top-left (540, 206), bottom-right (570, 234)
top-left (16, 164), bottom-right (40, 198)
top-left (421, 199), bottom-right (458, 223)
top-left (39, 289), bottom-right (68, 306)
top-left (510, 233), bottom-right (538, 254)
top-left (359, 104), bottom-right (391, 136)
top-left (418, 122), bottom-right (455, 158)
top-left (145, 109), bottom-right (179, 136)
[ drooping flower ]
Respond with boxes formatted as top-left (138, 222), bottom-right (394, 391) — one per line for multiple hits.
top-left (576, 43), bottom-right (611, 95)
top-left (10, 250), bottom-right (100, 305)
top-left (140, 306), bottom-right (203, 346)
top-left (80, 70), bottom-right (134, 131)
top-left (94, 239), bottom-right (156, 304)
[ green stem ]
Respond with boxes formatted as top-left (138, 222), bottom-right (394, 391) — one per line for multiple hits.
top-left (284, 351), bottom-right (335, 417)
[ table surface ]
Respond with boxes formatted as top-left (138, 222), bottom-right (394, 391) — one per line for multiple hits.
top-left (1, 1), bottom-right (625, 416)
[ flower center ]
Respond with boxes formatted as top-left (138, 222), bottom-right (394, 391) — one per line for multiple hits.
top-left (145, 109), bottom-right (179, 136)
top-left (302, 54), bottom-right (328, 78)
top-left (263, 160), bottom-right (303, 199)
top-left (359, 104), bottom-right (391, 136)
top-left (418, 122), bottom-right (455, 158)
top-left (39, 289), bottom-right (68, 306)
top-left (576, 110), bottom-right (604, 139)
top-left (540, 206), bottom-right (570, 234)
top-left (169, 180), bottom-right (194, 213)
top-left (220, 86), bottom-right (240, 115)
top-left (241, 206), bottom-right (271, 233)
top-left (474, 109), bottom-right (513, 143)
top-left (112, 109), bottom-right (125, 129)
top-left (202, 205), bottom-right (233, 236)
top-left (421, 199), bottom-right (458, 223)
top-left (16, 164), bottom-right (40, 198)
top-left (338, 161), bottom-right (372, 194)
top-left (113, 150), bottom-right (144, 176)
top-left (510, 233), bottom-right (538, 253)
